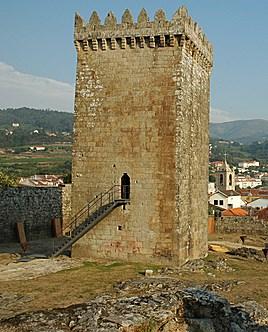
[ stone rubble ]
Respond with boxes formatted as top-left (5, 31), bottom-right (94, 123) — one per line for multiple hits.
top-left (0, 293), bottom-right (32, 320)
top-left (202, 280), bottom-right (245, 293)
top-left (228, 247), bottom-right (266, 262)
top-left (0, 278), bottom-right (267, 332)
top-left (159, 257), bottom-right (235, 274)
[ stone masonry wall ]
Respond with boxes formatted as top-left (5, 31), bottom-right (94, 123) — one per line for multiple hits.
top-left (174, 40), bottom-right (210, 263)
top-left (0, 187), bottom-right (67, 243)
top-left (71, 7), bottom-right (213, 265)
top-left (216, 217), bottom-right (268, 236)
top-left (61, 184), bottom-right (72, 230)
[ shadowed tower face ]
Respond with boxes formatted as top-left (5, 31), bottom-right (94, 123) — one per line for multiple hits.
top-left (71, 7), bottom-right (213, 265)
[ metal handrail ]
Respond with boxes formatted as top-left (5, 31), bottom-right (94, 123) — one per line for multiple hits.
top-left (63, 185), bottom-right (127, 234)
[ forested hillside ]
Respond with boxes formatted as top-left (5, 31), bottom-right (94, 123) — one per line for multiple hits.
top-left (0, 108), bottom-right (73, 132)
top-left (1, 108), bottom-right (268, 165)
top-left (0, 108), bottom-right (73, 148)
top-left (210, 139), bottom-right (268, 165)
top-left (210, 119), bottom-right (268, 144)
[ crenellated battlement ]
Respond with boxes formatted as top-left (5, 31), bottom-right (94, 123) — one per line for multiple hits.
top-left (74, 6), bottom-right (213, 66)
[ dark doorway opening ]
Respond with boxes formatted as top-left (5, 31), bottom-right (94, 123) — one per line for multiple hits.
top-left (121, 173), bottom-right (130, 200)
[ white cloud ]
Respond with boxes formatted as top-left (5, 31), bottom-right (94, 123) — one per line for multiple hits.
top-left (0, 64), bottom-right (240, 122)
top-left (0, 62), bottom-right (74, 112)
top-left (210, 107), bottom-right (238, 123)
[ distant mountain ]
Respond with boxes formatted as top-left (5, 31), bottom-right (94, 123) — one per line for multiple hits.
top-left (0, 107), bottom-right (73, 132)
top-left (1, 109), bottom-right (267, 145)
top-left (210, 119), bottom-right (268, 144)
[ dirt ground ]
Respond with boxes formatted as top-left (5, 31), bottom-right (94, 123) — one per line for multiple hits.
top-left (0, 254), bottom-right (83, 281)
top-left (1, 233), bottom-right (268, 320)
top-left (209, 232), bottom-right (268, 248)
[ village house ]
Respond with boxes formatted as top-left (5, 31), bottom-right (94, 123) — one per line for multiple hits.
top-left (29, 146), bottom-right (46, 152)
top-left (222, 207), bottom-right (248, 217)
top-left (209, 158), bottom-right (245, 209)
top-left (238, 188), bottom-right (268, 203)
top-left (256, 207), bottom-right (268, 220)
top-left (19, 175), bottom-right (64, 187)
top-left (208, 182), bottom-right (216, 194)
top-left (235, 175), bottom-right (262, 189)
top-left (238, 160), bottom-right (260, 169)
top-left (247, 198), bottom-right (268, 210)
top-left (209, 160), bottom-right (224, 171)
top-left (209, 189), bottom-right (245, 209)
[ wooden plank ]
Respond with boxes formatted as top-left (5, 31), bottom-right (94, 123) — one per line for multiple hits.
top-left (208, 216), bottom-right (216, 234)
top-left (16, 222), bottom-right (28, 253)
top-left (16, 222), bottom-right (27, 243)
top-left (52, 218), bottom-right (62, 238)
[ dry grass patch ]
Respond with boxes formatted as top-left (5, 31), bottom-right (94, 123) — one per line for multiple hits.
top-left (1, 250), bottom-right (268, 318)
top-left (0, 259), bottom-right (155, 314)
top-left (209, 232), bottom-right (267, 248)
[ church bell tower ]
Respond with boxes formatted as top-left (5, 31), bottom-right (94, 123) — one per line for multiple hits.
top-left (215, 157), bottom-right (235, 191)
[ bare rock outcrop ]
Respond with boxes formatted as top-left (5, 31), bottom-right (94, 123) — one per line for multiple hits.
top-left (1, 278), bottom-right (268, 331)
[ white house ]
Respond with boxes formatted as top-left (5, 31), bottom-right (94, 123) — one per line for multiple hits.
top-left (208, 182), bottom-right (216, 194)
top-left (235, 176), bottom-right (262, 189)
top-left (19, 175), bottom-right (64, 187)
top-left (210, 161), bottom-right (224, 170)
top-left (29, 146), bottom-right (46, 152)
top-left (238, 160), bottom-right (260, 169)
top-left (209, 190), bottom-right (245, 210)
top-left (247, 198), bottom-right (268, 210)
top-left (259, 173), bottom-right (268, 183)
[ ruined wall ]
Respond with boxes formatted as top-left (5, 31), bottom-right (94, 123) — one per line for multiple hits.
top-left (71, 7), bottom-right (213, 265)
top-left (216, 217), bottom-right (268, 236)
top-left (0, 187), bottom-right (68, 243)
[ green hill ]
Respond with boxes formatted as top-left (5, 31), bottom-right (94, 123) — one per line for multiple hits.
top-left (0, 107), bottom-right (73, 132)
top-left (0, 108), bottom-right (73, 148)
top-left (210, 119), bottom-right (268, 144)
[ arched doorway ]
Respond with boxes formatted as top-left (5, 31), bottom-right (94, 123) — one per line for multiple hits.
top-left (121, 173), bottom-right (130, 200)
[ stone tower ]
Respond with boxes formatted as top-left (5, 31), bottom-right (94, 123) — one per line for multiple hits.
top-left (215, 158), bottom-right (235, 192)
top-left (71, 7), bottom-right (213, 265)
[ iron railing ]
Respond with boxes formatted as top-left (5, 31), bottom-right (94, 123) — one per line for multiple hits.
top-left (63, 185), bottom-right (129, 235)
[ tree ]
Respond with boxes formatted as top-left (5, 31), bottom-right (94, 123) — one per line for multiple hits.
top-left (209, 175), bottom-right (216, 183)
top-left (0, 171), bottom-right (18, 187)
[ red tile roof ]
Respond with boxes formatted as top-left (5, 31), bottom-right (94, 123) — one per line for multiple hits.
top-left (239, 189), bottom-right (268, 197)
top-left (221, 190), bottom-right (240, 197)
top-left (223, 208), bottom-right (248, 217)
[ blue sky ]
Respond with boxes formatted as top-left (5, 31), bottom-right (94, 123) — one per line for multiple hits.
top-left (0, 1), bottom-right (267, 122)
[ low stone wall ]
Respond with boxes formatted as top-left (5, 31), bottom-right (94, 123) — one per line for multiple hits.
top-left (0, 186), bottom-right (71, 243)
top-left (216, 216), bottom-right (268, 236)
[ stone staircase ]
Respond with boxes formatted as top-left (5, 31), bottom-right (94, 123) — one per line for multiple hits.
top-left (51, 185), bottom-right (129, 257)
